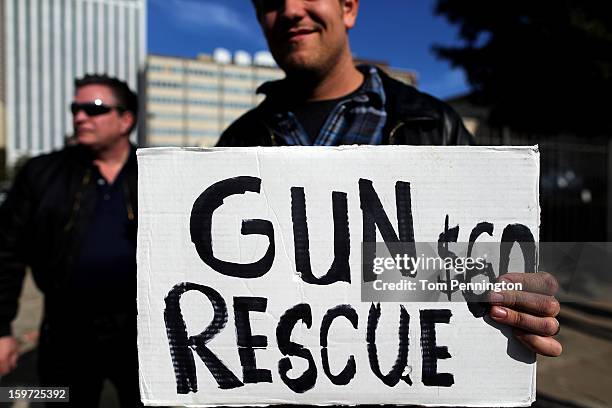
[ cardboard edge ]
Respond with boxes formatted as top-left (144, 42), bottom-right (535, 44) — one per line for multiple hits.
top-left (135, 145), bottom-right (542, 156)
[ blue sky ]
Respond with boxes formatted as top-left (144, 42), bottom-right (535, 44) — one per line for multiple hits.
top-left (147, 0), bottom-right (470, 99)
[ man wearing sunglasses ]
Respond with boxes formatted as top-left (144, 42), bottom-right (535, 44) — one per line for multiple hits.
top-left (218, 0), bottom-right (562, 359)
top-left (0, 75), bottom-right (142, 406)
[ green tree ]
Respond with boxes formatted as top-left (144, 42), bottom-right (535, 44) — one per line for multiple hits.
top-left (433, 0), bottom-right (612, 134)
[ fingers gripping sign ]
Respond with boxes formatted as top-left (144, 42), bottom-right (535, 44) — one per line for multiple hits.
top-left (0, 336), bottom-right (19, 375)
top-left (489, 272), bottom-right (562, 357)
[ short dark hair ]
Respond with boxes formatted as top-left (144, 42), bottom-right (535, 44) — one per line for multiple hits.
top-left (74, 74), bottom-right (139, 133)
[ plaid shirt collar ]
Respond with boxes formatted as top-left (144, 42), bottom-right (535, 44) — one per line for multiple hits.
top-left (257, 65), bottom-right (387, 146)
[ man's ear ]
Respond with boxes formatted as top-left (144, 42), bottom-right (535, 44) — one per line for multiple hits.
top-left (342, 0), bottom-right (359, 30)
top-left (120, 111), bottom-right (135, 135)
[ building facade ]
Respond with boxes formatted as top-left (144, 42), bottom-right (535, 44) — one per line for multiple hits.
top-left (146, 52), bottom-right (283, 147)
top-left (146, 52), bottom-right (417, 147)
top-left (1, 0), bottom-right (147, 165)
top-left (0, 0), bottom-right (6, 173)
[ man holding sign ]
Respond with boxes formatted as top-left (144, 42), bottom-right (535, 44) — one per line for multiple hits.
top-left (217, 0), bottom-right (561, 358)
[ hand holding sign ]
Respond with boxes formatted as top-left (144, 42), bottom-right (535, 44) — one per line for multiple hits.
top-left (0, 336), bottom-right (19, 375)
top-left (489, 272), bottom-right (562, 357)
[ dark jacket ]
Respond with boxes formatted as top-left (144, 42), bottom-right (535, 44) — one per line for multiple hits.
top-left (0, 145), bottom-right (138, 336)
top-left (217, 68), bottom-right (474, 147)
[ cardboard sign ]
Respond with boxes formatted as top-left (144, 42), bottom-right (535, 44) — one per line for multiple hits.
top-left (137, 146), bottom-right (538, 407)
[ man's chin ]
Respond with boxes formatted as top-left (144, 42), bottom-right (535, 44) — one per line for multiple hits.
top-left (75, 136), bottom-right (100, 149)
top-left (278, 57), bottom-right (319, 77)
top-left (272, 47), bottom-right (315, 72)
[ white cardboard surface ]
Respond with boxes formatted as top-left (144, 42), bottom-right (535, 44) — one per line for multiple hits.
top-left (137, 146), bottom-right (539, 407)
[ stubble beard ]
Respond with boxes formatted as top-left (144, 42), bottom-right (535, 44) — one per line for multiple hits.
top-left (277, 38), bottom-right (346, 84)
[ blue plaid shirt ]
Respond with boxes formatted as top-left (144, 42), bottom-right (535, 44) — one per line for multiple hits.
top-left (258, 66), bottom-right (387, 146)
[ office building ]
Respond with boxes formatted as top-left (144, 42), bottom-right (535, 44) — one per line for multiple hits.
top-left (0, 0), bottom-right (6, 172)
top-left (146, 50), bottom-right (283, 147)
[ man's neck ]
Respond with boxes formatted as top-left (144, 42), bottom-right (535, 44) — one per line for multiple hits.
top-left (91, 138), bottom-right (131, 184)
top-left (286, 52), bottom-right (364, 102)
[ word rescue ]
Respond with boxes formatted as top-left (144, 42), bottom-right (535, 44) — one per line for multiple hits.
top-left (166, 286), bottom-right (455, 393)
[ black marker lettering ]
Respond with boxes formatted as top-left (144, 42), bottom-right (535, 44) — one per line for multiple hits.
top-left (190, 176), bottom-right (275, 279)
top-left (499, 224), bottom-right (536, 275)
top-left (360, 179), bottom-right (416, 282)
top-left (366, 303), bottom-right (412, 386)
top-left (164, 283), bottom-right (242, 393)
top-left (291, 187), bottom-right (351, 285)
top-left (276, 304), bottom-right (317, 393)
top-left (465, 222), bottom-right (496, 317)
top-left (437, 215), bottom-right (460, 300)
top-left (420, 309), bottom-right (454, 387)
top-left (320, 305), bottom-right (358, 385)
top-left (233, 297), bottom-right (272, 384)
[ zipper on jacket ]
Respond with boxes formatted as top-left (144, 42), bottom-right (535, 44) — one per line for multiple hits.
top-left (263, 120), bottom-right (279, 146)
top-left (388, 114), bottom-right (441, 145)
top-left (122, 180), bottom-right (135, 221)
top-left (388, 121), bottom-right (406, 144)
top-left (270, 129), bottom-right (279, 146)
top-left (64, 169), bottom-right (91, 232)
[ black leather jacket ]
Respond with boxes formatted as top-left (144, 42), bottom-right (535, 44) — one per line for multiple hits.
top-left (0, 145), bottom-right (138, 336)
top-left (217, 68), bottom-right (474, 147)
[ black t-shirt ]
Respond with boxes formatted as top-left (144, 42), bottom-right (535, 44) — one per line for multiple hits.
top-left (292, 98), bottom-right (342, 144)
top-left (290, 86), bottom-right (362, 144)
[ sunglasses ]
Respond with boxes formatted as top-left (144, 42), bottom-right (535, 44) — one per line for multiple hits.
top-left (70, 101), bottom-right (125, 117)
